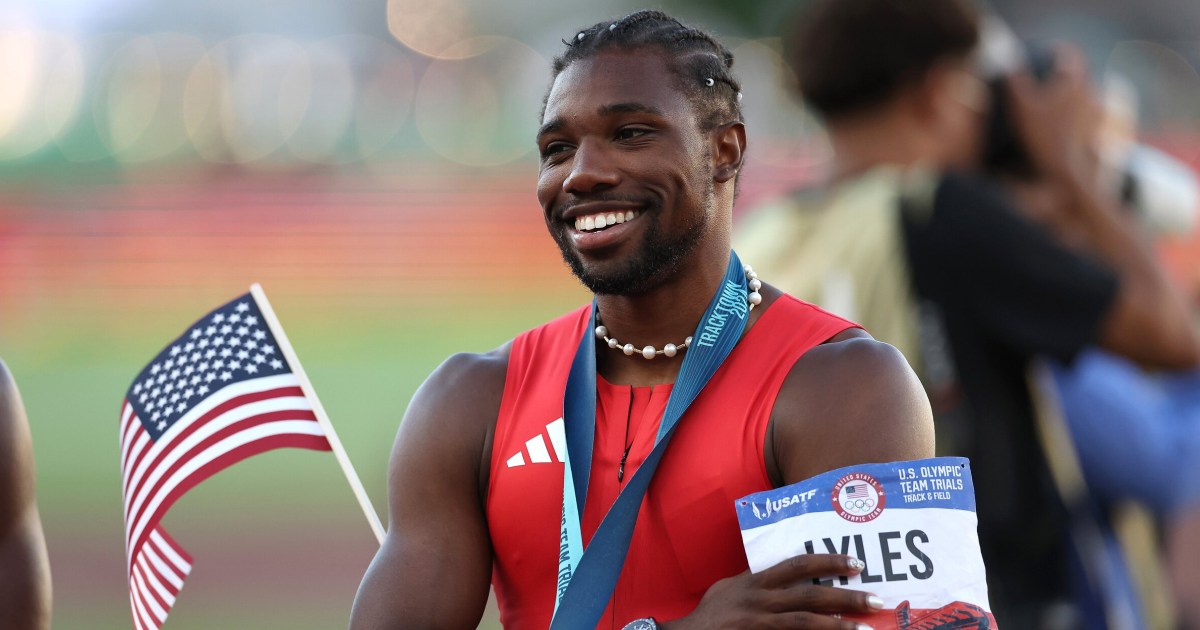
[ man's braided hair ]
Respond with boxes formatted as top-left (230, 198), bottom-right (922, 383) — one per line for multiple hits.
top-left (546, 10), bottom-right (743, 132)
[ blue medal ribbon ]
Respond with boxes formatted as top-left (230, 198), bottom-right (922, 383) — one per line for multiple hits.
top-left (550, 251), bottom-right (752, 629)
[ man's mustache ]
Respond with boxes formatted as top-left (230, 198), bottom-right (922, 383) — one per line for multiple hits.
top-left (553, 194), bottom-right (655, 220)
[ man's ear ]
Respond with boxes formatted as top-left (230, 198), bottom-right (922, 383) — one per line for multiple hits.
top-left (712, 121), bottom-right (746, 183)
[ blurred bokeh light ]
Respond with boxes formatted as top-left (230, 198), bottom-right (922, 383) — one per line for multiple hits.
top-left (414, 36), bottom-right (545, 167)
top-left (0, 28), bottom-right (85, 160)
top-left (386, 0), bottom-right (480, 60)
top-left (1105, 40), bottom-right (1200, 147)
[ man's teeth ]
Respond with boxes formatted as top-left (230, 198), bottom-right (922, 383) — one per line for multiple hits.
top-left (575, 210), bottom-right (638, 232)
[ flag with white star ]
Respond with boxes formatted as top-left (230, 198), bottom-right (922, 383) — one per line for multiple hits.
top-left (119, 292), bottom-right (330, 630)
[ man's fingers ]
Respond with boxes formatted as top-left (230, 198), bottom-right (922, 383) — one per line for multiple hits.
top-left (761, 554), bottom-right (863, 585)
top-left (758, 554), bottom-right (863, 587)
top-left (769, 582), bottom-right (883, 615)
top-left (696, 564), bottom-right (882, 629)
top-left (773, 611), bottom-right (873, 630)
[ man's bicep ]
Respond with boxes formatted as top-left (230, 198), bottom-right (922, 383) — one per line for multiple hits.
top-left (350, 353), bottom-right (501, 630)
top-left (774, 338), bottom-right (935, 485)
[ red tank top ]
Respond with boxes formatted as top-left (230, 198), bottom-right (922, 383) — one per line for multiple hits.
top-left (487, 295), bottom-right (857, 628)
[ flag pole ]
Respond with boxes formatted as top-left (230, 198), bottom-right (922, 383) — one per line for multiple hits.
top-left (249, 283), bottom-right (386, 545)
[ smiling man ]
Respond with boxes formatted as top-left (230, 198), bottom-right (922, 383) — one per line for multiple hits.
top-left (350, 11), bottom-right (934, 630)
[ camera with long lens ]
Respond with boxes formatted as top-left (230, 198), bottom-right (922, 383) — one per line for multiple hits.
top-left (977, 17), bottom-right (1197, 235)
top-left (979, 43), bottom-right (1055, 178)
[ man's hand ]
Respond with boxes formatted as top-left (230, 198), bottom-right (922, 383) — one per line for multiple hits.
top-left (662, 555), bottom-right (882, 630)
top-left (1006, 44), bottom-right (1104, 186)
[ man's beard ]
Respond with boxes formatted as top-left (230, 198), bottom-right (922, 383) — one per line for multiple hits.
top-left (551, 187), bottom-right (712, 296)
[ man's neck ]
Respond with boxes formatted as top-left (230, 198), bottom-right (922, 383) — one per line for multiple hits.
top-left (592, 247), bottom-right (731, 387)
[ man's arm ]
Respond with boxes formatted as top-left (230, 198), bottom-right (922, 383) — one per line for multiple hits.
top-left (0, 359), bottom-right (52, 630)
top-left (769, 330), bottom-right (936, 490)
top-left (349, 347), bottom-right (508, 630)
top-left (664, 329), bottom-right (935, 629)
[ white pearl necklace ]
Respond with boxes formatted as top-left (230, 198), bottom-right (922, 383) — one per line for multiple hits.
top-left (594, 264), bottom-right (763, 360)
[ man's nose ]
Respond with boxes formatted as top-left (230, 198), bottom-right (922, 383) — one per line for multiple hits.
top-left (563, 140), bottom-right (620, 194)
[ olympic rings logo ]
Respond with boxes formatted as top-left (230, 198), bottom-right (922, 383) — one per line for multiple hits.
top-left (845, 498), bottom-right (876, 512)
top-left (832, 472), bottom-right (887, 523)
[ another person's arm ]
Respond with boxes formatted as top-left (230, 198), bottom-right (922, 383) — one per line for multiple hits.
top-left (1005, 47), bottom-right (1200, 368)
top-left (0, 359), bottom-right (52, 630)
top-left (904, 165), bottom-right (1197, 375)
top-left (665, 328), bottom-right (936, 629)
top-left (348, 348), bottom-right (507, 630)
top-left (1038, 176), bottom-right (1198, 368)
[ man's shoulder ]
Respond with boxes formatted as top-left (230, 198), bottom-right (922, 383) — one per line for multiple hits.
top-left (513, 304), bottom-right (591, 343)
top-left (419, 344), bottom-right (512, 411)
top-left (772, 329), bottom-right (896, 408)
top-left (772, 333), bottom-right (934, 482)
top-left (767, 292), bottom-right (858, 325)
top-left (414, 304), bottom-right (590, 416)
top-left (789, 332), bottom-right (912, 391)
top-left (393, 344), bottom-right (512, 489)
top-left (752, 290), bottom-right (862, 349)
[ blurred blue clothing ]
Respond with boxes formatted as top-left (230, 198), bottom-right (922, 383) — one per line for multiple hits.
top-left (1051, 348), bottom-right (1200, 517)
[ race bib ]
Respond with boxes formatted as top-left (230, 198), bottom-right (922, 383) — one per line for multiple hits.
top-left (736, 457), bottom-right (998, 628)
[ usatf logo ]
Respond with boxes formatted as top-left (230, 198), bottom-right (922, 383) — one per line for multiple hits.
top-left (831, 472), bottom-right (885, 523)
top-left (749, 489), bottom-right (817, 520)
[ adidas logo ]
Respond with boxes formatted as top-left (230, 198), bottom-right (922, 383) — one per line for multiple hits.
top-left (506, 418), bottom-right (566, 468)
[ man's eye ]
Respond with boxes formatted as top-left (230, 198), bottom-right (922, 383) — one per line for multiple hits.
top-left (615, 127), bottom-right (650, 141)
top-left (541, 143), bottom-right (571, 159)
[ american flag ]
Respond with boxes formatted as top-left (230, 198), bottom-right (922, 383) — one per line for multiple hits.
top-left (119, 293), bottom-right (331, 630)
top-left (845, 484), bottom-right (870, 499)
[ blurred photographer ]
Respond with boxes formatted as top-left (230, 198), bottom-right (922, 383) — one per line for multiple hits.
top-left (737, 0), bottom-right (1200, 626)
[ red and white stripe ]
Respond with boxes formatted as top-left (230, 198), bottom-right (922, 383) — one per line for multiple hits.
top-left (119, 373), bottom-right (330, 628)
top-left (127, 526), bottom-right (192, 630)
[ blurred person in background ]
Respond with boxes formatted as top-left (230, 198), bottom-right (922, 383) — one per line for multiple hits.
top-left (0, 359), bottom-right (51, 630)
top-left (1033, 64), bottom-right (1200, 629)
top-left (350, 9), bottom-right (936, 629)
top-left (736, 0), bottom-right (1200, 626)
top-left (1050, 346), bottom-right (1200, 628)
